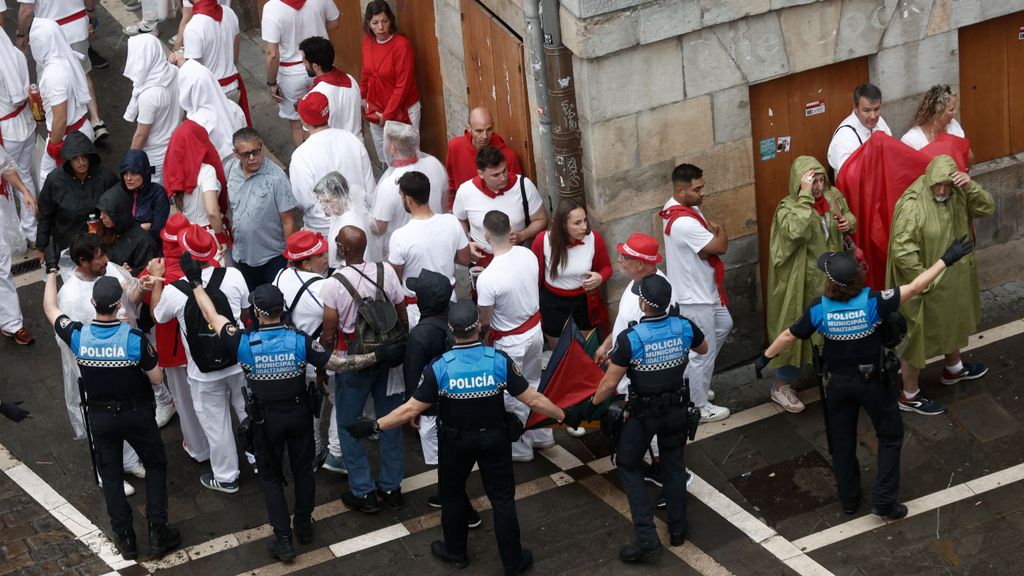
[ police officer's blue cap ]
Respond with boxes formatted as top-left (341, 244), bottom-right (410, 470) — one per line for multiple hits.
top-left (448, 301), bottom-right (480, 333)
top-left (817, 252), bottom-right (859, 287)
top-left (250, 284), bottom-right (285, 316)
top-left (92, 276), bottom-right (122, 311)
top-left (630, 274), bottom-right (671, 311)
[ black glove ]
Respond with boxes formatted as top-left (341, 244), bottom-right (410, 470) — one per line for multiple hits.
top-left (941, 235), bottom-right (974, 267)
top-left (373, 340), bottom-right (407, 367)
top-left (562, 396), bottom-right (595, 429)
top-left (0, 401), bottom-right (30, 422)
top-left (754, 354), bottom-right (771, 379)
top-left (180, 252), bottom-right (203, 287)
top-left (347, 418), bottom-right (379, 439)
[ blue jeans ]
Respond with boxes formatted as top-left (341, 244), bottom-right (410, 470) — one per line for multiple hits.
top-left (336, 368), bottom-right (404, 496)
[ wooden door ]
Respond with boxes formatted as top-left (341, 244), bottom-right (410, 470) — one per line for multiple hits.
top-left (460, 0), bottom-right (536, 181)
top-left (328, 0), bottom-right (364, 79)
top-left (748, 58), bottom-right (869, 310)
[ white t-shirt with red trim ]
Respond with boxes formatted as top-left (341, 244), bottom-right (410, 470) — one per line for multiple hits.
top-left (452, 174), bottom-right (542, 254)
top-left (21, 0), bottom-right (89, 44)
top-left (476, 246), bottom-right (539, 332)
top-left (662, 198), bottom-right (718, 305)
top-left (309, 77), bottom-right (362, 137)
top-left (183, 7), bottom-right (240, 92)
top-left (260, 0), bottom-right (338, 77)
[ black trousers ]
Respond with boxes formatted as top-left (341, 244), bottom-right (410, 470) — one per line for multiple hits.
top-left (438, 427), bottom-right (522, 573)
top-left (616, 405), bottom-right (688, 546)
top-left (825, 370), bottom-right (904, 511)
top-left (90, 402), bottom-right (168, 533)
top-left (236, 255), bottom-right (288, 292)
top-left (253, 401), bottom-right (316, 539)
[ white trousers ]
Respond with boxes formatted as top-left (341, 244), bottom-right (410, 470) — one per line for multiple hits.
top-left (677, 302), bottom-right (733, 408)
top-left (418, 414), bottom-right (438, 466)
top-left (165, 365), bottom-right (210, 462)
top-left (369, 101), bottom-right (421, 165)
top-left (0, 245), bottom-right (23, 334)
top-left (3, 136), bottom-right (37, 240)
top-left (189, 371), bottom-right (246, 483)
top-left (497, 327), bottom-right (552, 460)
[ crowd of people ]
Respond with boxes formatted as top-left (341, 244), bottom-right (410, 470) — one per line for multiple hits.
top-left (0, 0), bottom-right (1001, 572)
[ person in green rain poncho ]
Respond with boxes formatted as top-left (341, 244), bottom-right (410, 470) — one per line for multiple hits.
top-left (886, 155), bottom-right (994, 416)
top-left (765, 156), bottom-right (856, 413)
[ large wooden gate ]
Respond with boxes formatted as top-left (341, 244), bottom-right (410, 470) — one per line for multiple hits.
top-left (459, 0), bottom-right (536, 181)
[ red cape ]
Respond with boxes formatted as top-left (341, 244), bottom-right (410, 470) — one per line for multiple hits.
top-left (163, 120), bottom-right (231, 239)
top-left (835, 132), bottom-right (970, 288)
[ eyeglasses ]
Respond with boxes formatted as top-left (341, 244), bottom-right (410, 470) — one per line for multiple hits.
top-left (236, 147), bottom-right (263, 159)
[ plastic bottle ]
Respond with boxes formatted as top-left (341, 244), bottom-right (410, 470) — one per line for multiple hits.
top-left (88, 214), bottom-right (100, 235)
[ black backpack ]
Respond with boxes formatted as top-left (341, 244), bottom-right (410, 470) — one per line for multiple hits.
top-left (333, 263), bottom-right (406, 358)
top-left (173, 268), bottom-right (238, 373)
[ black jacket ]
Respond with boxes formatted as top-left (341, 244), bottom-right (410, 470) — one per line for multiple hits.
top-left (403, 270), bottom-right (455, 417)
top-left (119, 150), bottom-right (170, 250)
top-left (35, 132), bottom-right (119, 257)
top-left (96, 186), bottom-right (157, 277)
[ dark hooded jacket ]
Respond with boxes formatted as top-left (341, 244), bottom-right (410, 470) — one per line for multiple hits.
top-left (96, 186), bottom-right (157, 277)
top-left (118, 150), bottom-right (170, 250)
top-left (35, 131), bottom-right (119, 258)
top-left (403, 270), bottom-right (455, 417)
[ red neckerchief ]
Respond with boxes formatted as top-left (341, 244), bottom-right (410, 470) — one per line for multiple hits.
top-left (192, 0), bottom-right (222, 21)
top-left (392, 157), bottom-right (417, 168)
top-left (568, 238), bottom-right (585, 247)
top-left (311, 67), bottom-right (352, 88)
top-left (813, 194), bottom-right (831, 216)
top-left (472, 174), bottom-right (517, 199)
top-left (658, 204), bottom-right (729, 306)
top-left (279, 0), bottom-right (306, 9)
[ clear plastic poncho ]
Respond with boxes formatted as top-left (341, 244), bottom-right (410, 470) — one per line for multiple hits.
top-left (313, 171), bottom-right (381, 266)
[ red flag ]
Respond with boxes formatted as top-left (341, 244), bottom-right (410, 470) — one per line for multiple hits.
top-left (526, 320), bottom-right (605, 429)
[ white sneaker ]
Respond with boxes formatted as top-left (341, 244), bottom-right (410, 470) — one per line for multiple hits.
top-left (532, 439), bottom-right (556, 449)
top-left (707, 389), bottom-right (716, 402)
top-left (155, 402), bottom-right (176, 428)
top-left (699, 402), bottom-right (730, 423)
top-left (124, 463), bottom-right (146, 479)
top-left (770, 385), bottom-right (805, 413)
top-left (512, 453), bottom-right (534, 463)
top-left (167, 34), bottom-right (178, 46)
top-left (123, 20), bottom-right (159, 36)
top-left (565, 426), bottom-right (587, 438)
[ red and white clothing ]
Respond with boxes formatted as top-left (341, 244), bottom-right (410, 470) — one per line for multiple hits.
top-left (900, 118), bottom-right (966, 150)
top-left (827, 112), bottom-right (891, 175)
top-left (179, 164), bottom-right (220, 228)
top-left (388, 213), bottom-right (466, 326)
top-left (361, 33), bottom-right (420, 161)
top-left (0, 32), bottom-right (37, 239)
top-left (0, 150), bottom-right (27, 339)
top-left (476, 246), bottom-right (550, 457)
top-left (183, 2), bottom-right (240, 94)
top-left (530, 230), bottom-right (612, 336)
top-left (289, 128), bottom-right (375, 236)
top-left (124, 34), bottom-right (182, 185)
top-left (445, 131), bottom-right (521, 207)
top-left (20, 0), bottom-right (89, 45)
top-left (261, 0), bottom-right (338, 121)
top-left (372, 153), bottom-right (447, 251)
top-left (309, 69), bottom-right (362, 137)
top-left (452, 174), bottom-right (543, 256)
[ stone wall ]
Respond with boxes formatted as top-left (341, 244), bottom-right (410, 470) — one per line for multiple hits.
top-left (558, 0), bottom-right (1024, 369)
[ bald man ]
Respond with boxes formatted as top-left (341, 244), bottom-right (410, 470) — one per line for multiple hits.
top-left (319, 225), bottom-right (409, 512)
top-left (445, 107), bottom-right (522, 211)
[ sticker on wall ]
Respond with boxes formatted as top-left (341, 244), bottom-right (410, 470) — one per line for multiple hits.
top-left (777, 136), bottom-right (791, 153)
top-left (804, 100), bottom-right (826, 117)
top-left (1019, 25), bottom-right (1024, 40)
top-left (760, 138), bottom-right (777, 161)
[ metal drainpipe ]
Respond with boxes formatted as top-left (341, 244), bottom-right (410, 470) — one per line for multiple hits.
top-left (540, 0), bottom-right (585, 206)
top-left (524, 0), bottom-right (556, 206)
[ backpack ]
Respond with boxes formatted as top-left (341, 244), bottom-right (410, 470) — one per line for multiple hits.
top-left (333, 263), bottom-right (406, 357)
top-left (173, 268), bottom-right (238, 373)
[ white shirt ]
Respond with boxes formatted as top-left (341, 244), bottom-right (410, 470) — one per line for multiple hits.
top-left (39, 61), bottom-right (89, 132)
top-left (540, 232), bottom-right (597, 290)
top-left (327, 211), bottom-right (368, 269)
top-left (662, 198), bottom-right (719, 305)
top-left (153, 265), bottom-right (250, 382)
top-left (180, 164), bottom-right (220, 228)
top-left (372, 154), bottom-right (448, 249)
top-left (0, 62), bottom-right (34, 143)
top-left (183, 0), bottom-right (230, 7)
top-left (900, 118), bottom-right (966, 150)
top-left (134, 82), bottom-right (182, 169)
top-left (477, 246), bottom-right (539, 332)
top-left (826, 112), bottom-right (892, 175)
top-left (21, 0), bottom-right (88, 44)
top-left (57, 263), bottom-right (140, 326)
top-left (388, 214), bottom-right (467, 297)
top-left (183, 7), bottom-right (240, 92)
top-left (290, 128), bottom-right (376, 234)
top-left (310, 78), bottom-right (362, 137)
top-left (261, 0), bottom-right (338, 75)
top-left (610, 270), bottom-right (675, 394)
top-left (452, 175), bottom-right (543, 254)
top-left (272, 267), bottom-right (325, 336)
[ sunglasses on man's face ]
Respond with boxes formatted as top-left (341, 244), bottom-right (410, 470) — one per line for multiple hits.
top-left (236, 147), bottom-right (263, 159)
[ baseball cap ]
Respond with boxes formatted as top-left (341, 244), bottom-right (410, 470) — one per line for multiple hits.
top-left (283, 230), bottom-right (327, 261)
top-left (448, 301), bottom-right (480, 334)
top-left (297, 91), bottom-right (330, 127)
top-left (817, 252), bottom-right (859, 287)
top-left (630, 273), bottom-right (672, 311)
top-left (616, 233), bottom-right (663, 263)
top-left (250, 284), bottom-right (285, 316)
top-left (92, 276), bottom-right (123, 311)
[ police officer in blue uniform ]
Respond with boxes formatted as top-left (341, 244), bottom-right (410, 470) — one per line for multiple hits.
top-left (43, 272), bottom-right (181, 560)
top-left (757, 237), bottom-right (973, 520)
top-left (347, 301), bottom-right (572, 575)
top-left (588, 274), bottom-right (707, 562)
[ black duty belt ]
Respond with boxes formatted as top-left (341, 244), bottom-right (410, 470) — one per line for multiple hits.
top-left (630, 388), bottom-right (688, 406)
top-left (255, 392), bottom-right (310, 408)
top-left (85, 399), bottom-right (151, 413)
top-left (829, 363), bottom-right (880, 380)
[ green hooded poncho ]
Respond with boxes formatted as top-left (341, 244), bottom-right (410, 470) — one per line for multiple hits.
top-left (885, 155), bottom-right (994, 368)
top-left (766, 155), bottom-right (857, 369)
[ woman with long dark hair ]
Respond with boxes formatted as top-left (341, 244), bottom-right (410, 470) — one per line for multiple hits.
top-left (360, 0), bottom-right (420, 164)
top-left (530, 200), bottom-right (612, 347)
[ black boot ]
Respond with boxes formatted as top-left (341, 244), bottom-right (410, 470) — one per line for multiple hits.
top-left (148, 522), bottom-right (182, 557)
top-left (116, 528), bottom-right (137, 560)
top-left (293, 518), bottom-right (313, 545)
top-left (430, 540), bottom-right (468, 569)
top-left (619, 540), bottom-right (662, 563)
top-left (268, 535), bottom-right (297, 562)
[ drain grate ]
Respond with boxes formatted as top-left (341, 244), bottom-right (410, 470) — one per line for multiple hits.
top-left (11, 257), bottom-right (40, 276)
